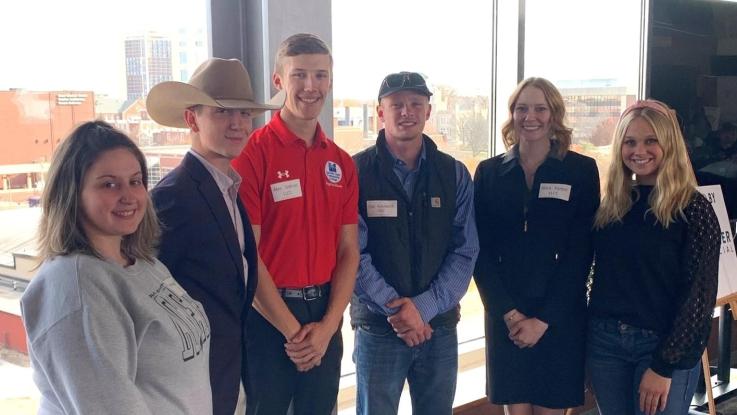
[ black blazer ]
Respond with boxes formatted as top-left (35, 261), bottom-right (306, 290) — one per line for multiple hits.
top-left (151, 152), bottom-right (258, 415)
top-left (473, 148), bottom-right (599, 326)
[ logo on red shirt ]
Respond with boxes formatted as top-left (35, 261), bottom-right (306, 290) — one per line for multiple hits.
top-left (325, 161), bottom-right (342, 184)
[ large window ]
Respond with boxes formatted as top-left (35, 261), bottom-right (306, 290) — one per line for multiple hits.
top-left (523, 0), bottom-right (643, 185)
top-left (0, 0), bottom-right (208, 196)
top-left (331, 1), bottom-right (646, 411)
top-left (0, 1), bottom-right (209, 412)
top-left (1, 1), bottom-right (654, 413)
top-left (332, 1), bottom-right (493, 410)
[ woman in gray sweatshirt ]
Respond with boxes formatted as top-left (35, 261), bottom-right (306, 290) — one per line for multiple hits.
top-left (21, 121), bottom-right (212, 414)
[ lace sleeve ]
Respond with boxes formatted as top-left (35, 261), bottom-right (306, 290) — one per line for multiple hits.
top-left (651, 193), bottom-right (721, 377)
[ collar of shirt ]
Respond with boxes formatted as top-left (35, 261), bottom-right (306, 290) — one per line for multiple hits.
top-left (385, 140), bottom-right (427, 196)
top-left (269, 110), bottom-right (329, 149)
top-left (386, 140), bottom-right (427, 175)
top-left (499, 140), bottom-right (564, 176)
top-left (188, 149), bottom-right (242, 194)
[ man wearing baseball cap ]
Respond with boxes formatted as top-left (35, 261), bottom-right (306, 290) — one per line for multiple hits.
top-left (231, 33), bottom-right (359, 415)
top-left (350, 71), bottom-right (479, 414)
top-left (147, 58), bottom-right (279, 415)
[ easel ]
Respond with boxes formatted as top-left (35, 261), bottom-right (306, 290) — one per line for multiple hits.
top-left (689, 192), bottom-right (737, 414)
top-left (691, 294), bottom-right (737, 414)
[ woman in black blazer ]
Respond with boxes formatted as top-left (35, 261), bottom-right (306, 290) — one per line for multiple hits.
top-left (473, 77), bottom-right (600, 415)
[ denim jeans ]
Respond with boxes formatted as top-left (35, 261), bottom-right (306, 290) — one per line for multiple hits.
top-left (353, 324), bottom-right (458, 415)
top-left (586, 318), bottom-right (701, 415)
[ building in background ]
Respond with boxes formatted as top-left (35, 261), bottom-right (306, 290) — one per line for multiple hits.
top-left (124, 33), bottom-right (173, 101)
top-left (557, 79), bottom-right (636, 147)
top-left (0, 90), bottom-right (95, 204)
top-left (172, 27), bottom-right (208, 82)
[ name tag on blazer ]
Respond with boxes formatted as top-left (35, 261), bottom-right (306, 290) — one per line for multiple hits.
top-left (367, 200), bottom-right (398, 217)
top-left (538, 183), bottom-right (571, 201)
top-left (271, 179), bottom-right (302, 202)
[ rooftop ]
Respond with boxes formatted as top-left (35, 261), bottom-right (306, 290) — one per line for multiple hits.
top-left (0, 208), bottom-right (39, 268)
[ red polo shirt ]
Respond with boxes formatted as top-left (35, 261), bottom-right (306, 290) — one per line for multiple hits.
top-left (232, 111), bottom-right (358, 288)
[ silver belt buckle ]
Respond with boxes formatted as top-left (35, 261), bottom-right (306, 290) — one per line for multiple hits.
top-left (302, 285), bottom-right (320, 301)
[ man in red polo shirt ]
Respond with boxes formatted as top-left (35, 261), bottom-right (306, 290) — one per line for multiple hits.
top-left (232, 33), bottom-right (359, 415)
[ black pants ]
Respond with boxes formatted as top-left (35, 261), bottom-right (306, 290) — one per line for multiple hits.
top-left (245, 294), bottom-right (343, 415)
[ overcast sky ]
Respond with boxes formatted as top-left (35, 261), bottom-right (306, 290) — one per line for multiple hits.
top-left (0, 0), bottom-right (641, 100)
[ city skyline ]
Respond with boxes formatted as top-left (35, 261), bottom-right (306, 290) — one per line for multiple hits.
top-left (0, 0), bottom-right (207, 98)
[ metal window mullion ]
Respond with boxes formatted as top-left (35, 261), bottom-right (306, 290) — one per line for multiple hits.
top-left (639, 0), bottom-right (650, 99)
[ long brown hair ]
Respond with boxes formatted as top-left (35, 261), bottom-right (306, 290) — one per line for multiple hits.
top-left (38, 121), bottom-right (159, 262)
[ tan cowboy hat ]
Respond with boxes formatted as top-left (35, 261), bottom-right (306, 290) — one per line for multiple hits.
top-left (146, 58), bottom-right (281, 128)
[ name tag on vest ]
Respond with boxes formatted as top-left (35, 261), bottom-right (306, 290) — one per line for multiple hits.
top-left (271, 179), bottom-right (302, 202)
top-left (367, 200), bottom-right (398, 217)
top-left (538, 183), bottom-right (571, 201)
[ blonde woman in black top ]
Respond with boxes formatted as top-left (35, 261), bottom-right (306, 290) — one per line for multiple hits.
top-left (588, 99), bottom-right (721, 415)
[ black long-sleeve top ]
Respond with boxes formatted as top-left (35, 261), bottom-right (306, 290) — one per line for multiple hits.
top-left (474, 148), bottom-right (600, 325)
top-left (589, 186), bottom-right (721, 377)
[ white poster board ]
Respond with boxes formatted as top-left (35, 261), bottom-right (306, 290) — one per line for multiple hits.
top-left (696, 185), bottom-right (737, 302)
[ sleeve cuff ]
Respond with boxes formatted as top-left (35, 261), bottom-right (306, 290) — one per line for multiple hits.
top-left (536, 306), bottom-right (557, 327)
top-left (412, 291), bottom-right (439, 323)
top-left (493, 296), bottom-right (516, 320)
top-left (650, 359), bottom-right (675, 378)
top-left (375, 290), bottom-right (401, 315)
top-left (355, 282), bottom-right (400, 316)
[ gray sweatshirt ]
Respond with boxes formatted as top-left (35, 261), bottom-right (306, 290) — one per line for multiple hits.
top-left (21, 254), bottom-right (212, 415)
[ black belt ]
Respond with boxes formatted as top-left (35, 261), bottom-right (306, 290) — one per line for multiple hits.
top-left (278, 284), bottom-right (329, 301)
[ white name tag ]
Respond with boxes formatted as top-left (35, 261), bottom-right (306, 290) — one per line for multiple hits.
top-left (367, 200), bottom-right (398, 217)
top-left (538, 183), bottom-right (571, 201)
top-left (271, 179), bottom-right (302, 202)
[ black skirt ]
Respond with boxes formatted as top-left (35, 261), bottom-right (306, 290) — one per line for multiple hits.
top-left (485, 305), bottom-right (586, 409)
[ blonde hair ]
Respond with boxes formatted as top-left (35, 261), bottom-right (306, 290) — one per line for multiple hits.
top-left (595, 100), bottom-right (696, 228)
top-left (38, 121), bottom-right (160, 262)
top-left (501, 77), bottom-right (572, 158)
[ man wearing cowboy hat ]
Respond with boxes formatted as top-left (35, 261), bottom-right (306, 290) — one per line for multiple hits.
top-left (148, 58), bottom-right (279, 415)
top-left (231, 33), bottom-right (359, 415)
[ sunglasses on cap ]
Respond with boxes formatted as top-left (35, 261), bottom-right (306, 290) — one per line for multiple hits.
top-left (383, 72), bottom-right (427, 89)
top-left (378, 71), bottom-right (433, 100)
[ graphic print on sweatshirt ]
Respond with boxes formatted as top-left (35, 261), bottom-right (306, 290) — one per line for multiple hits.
top-left (150, 278), bottom-right (211, 361)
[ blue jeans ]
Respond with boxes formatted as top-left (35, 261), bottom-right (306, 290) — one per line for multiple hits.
top-left (353, 324), bottom-right (458, 415)
top-left (586, 318), bottom-right (701, 415)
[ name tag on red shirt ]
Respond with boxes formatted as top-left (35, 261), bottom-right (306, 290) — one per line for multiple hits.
top-left (271, 179), bottom-right (302, 202)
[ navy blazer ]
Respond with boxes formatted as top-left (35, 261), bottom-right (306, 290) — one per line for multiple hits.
top-left (151, 152), bottom-right (258, 415)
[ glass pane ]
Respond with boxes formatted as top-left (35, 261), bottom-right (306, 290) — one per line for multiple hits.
top-left (494, 0), bottom-right (523, 155)
top-left (0, 1), bottom-right (209, 413)
top-left (649, 0), bottom-right (737, 220)
top-left (0, 0), bottom-right (209, 192)
top-left (332, 0), bottom-right (493, 410)
top-left (524, 0), bottom-right (643, 187)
